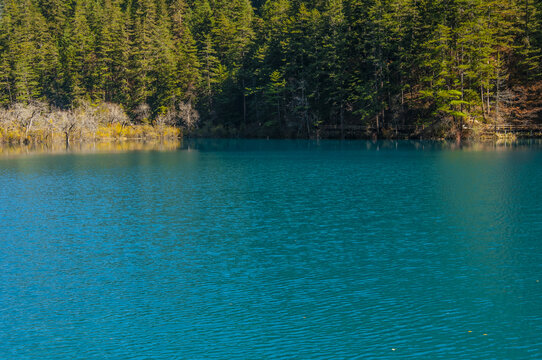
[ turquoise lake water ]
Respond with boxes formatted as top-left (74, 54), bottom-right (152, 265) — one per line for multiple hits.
top-left (1, 140), bottom-right (541, 359)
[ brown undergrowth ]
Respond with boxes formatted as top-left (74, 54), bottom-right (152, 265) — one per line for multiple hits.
top-left (0, 102), bottom-right (182, 144)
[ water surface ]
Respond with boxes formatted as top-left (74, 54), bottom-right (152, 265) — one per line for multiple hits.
top-left (1, 140), bottom-right (541, 359)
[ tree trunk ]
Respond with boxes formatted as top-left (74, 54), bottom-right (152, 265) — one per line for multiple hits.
top-left (340, 104), bottom-right (344, 140)
top-left (495, 51), bottom-right (501, 126)
top-left (277, 99), bottom-right (281, 130)
top-left (187, 100), bottom-right (192, 128)
top-left (25, 118), bottom-right (33, 138)
top-left (481, 85), bottom-right (486, 120)
top-left (460, 47), bottom-right (465, 115)
top-left (487, 85), bottom-right (490, 115)
top-left (381, 109), bottom-right (385, 132)
top-left (401, 85), bottom-right (405, 126)
top-left (242, 78), bottom-right (246, 128)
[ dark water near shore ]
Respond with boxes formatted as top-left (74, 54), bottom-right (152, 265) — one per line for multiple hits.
top-left (1, 139), bottom-right (541, 359)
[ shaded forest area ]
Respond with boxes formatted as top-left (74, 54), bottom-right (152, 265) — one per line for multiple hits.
top-left (0, 0), bottom-right (541, 139)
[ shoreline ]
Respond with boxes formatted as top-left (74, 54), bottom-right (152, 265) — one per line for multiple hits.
top-left (3, 124), bottom-right (541, 148)
top-left (0, 123), bottom-right (182, 146)
top-left (188, 126), bottom-right (542, 141)
top-left (2, 136), bottom-right (541, 158)
top-left (0, 138), bottom-right (183, 157)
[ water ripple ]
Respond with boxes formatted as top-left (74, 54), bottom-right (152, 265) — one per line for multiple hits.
top-left (1, 140), bottom-right (542, 359)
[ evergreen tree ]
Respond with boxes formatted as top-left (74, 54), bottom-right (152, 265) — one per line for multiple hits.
top-left (62, 0), bottom-right (96, 103)
top-left (95, 0), bottom-right (130, 104)
top-left (0, 0), bottom-right (540, 131)
top-left (171, 0), bottom-right (201, 102)
top-left (130, 0), bottom-right (158, 112)
top-left (1, 0), bottom-right (59, 103)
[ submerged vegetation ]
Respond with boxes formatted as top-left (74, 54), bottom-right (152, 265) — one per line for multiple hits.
top-left (0, 0), bottom-right (541, 140)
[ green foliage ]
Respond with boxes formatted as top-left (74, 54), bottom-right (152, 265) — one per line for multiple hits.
top-left (0, 0), bottom-right (540, 133)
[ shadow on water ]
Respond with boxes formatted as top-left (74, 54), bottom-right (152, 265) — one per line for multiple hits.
top-left (182, 138), bottom-right (542, 153)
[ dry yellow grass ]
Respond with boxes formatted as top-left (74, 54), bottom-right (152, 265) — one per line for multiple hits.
top-left (0, 102), bottom-right (183, 145)
top-left (0, 124), bottom-right (181, 144)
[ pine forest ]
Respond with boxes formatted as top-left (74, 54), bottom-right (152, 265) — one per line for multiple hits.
top-left (0, 0), bottom-right (541, 140)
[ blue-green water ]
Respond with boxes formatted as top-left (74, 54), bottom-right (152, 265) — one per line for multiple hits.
top-left (1, 140), bottom-right (541, 359)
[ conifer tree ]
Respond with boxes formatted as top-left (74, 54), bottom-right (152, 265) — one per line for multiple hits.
top-left (171, 0), bottom-right (201, 100)
top-left (62, 0), bottom-right (96, 103)
top-left (94, 0), bottom-right (130, 104)
top-left (130, 0), bottom-right (158, 112)
top-left (2, 0), bottom-right (58, 103)
top-left (0, 0), bottom-right (539, 130)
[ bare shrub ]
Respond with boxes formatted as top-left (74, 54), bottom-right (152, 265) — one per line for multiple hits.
top-left (0, 100), bottom-right (177, 144)
top-left (178, 101), bottom-right (199, 129)
top-left (155, 108), bottom-right (178, 127)
top-left (0, 107), bottom-right (14, 130)
top-left (96, 103), bottom-right (131, 126)
top-left (134, 103), bottom-right (151, 123)
top-left (9, 101), bottom-right (49, 137)
top-left (52, 109), bottom-right (79, 145)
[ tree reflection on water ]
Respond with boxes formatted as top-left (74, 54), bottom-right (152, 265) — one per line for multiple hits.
top-left (0, 140), bottom-right (183, 157)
